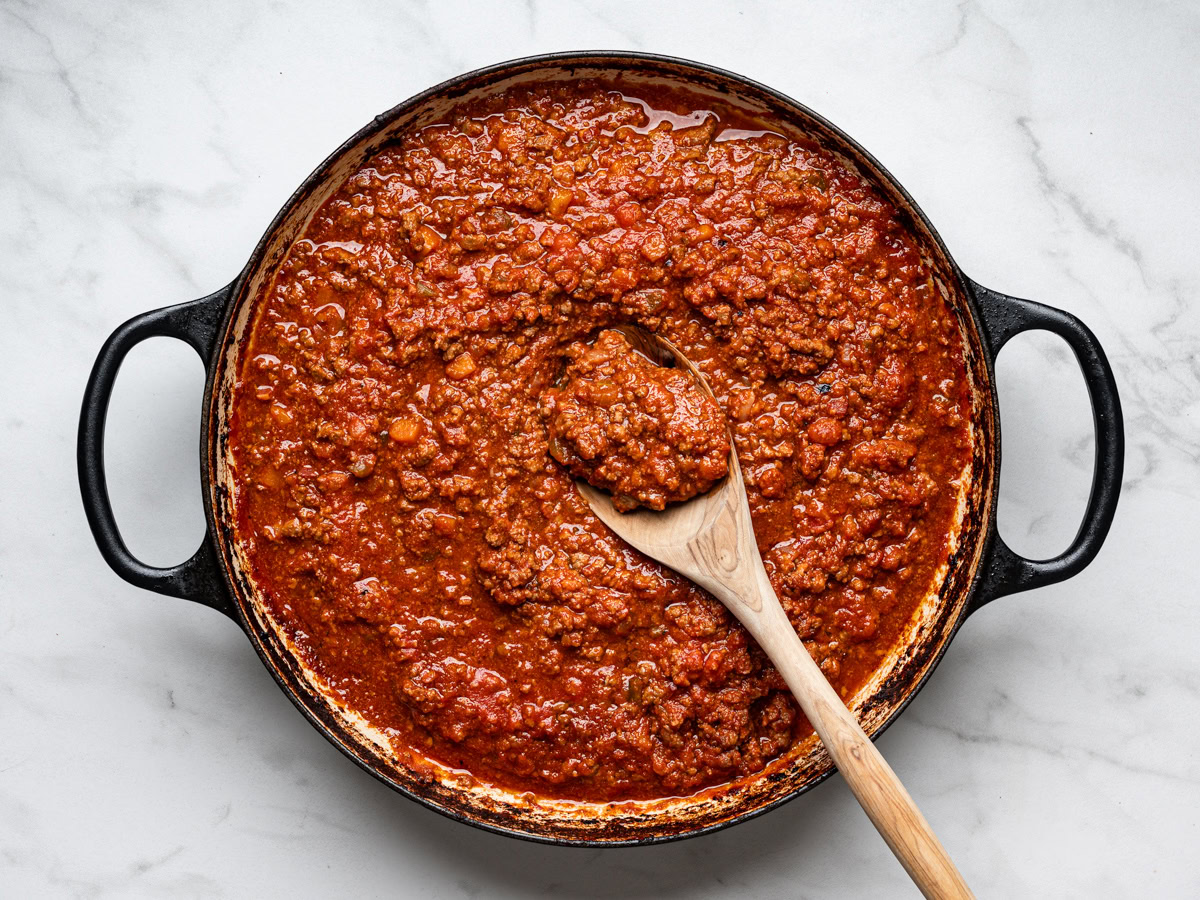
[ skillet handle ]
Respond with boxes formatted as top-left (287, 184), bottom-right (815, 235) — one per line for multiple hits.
top-left (77, 284), bottom-right (235, 616)
top-left (969, 280), bottom-right (1124, 610)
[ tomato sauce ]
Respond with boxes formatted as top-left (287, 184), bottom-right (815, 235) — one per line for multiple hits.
top-left (543, 328), bottom-right (730, 511)
top-left (228, 83), bottom-right (971, 801)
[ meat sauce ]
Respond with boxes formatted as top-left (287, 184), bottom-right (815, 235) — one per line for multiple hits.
top-left (229, 83), bottom-right (971, 801)
top-left (542, 328), bottom-right (730, 511)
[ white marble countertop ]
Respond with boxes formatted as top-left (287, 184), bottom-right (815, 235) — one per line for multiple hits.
top-left (3, 1), bottom-right (1198, 896)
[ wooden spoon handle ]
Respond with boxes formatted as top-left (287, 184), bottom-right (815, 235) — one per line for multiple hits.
top-left (743, 566), bottom-right (974, 900)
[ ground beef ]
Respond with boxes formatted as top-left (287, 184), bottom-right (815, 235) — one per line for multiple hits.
top-left (542, 329), bottom-right (730, 511)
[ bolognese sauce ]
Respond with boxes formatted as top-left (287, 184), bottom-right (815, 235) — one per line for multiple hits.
top-left (229, 83), bottom-right (970, 801)
top-left (542, 328), bottom-right (730, 512)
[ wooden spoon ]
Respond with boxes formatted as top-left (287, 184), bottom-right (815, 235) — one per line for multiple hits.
top-left (576, 327), bottom-right (973, 900)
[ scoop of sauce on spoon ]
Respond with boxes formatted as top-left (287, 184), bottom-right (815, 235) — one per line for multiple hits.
top-left (541, 328), bottom-right (729, 512)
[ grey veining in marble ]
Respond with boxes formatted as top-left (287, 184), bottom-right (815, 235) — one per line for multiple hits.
top-left (2, 0), bottom-right (1198, 896)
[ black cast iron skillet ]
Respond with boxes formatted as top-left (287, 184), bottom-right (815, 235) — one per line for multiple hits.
top-left (78, 52), bottom-right (1123, 845)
